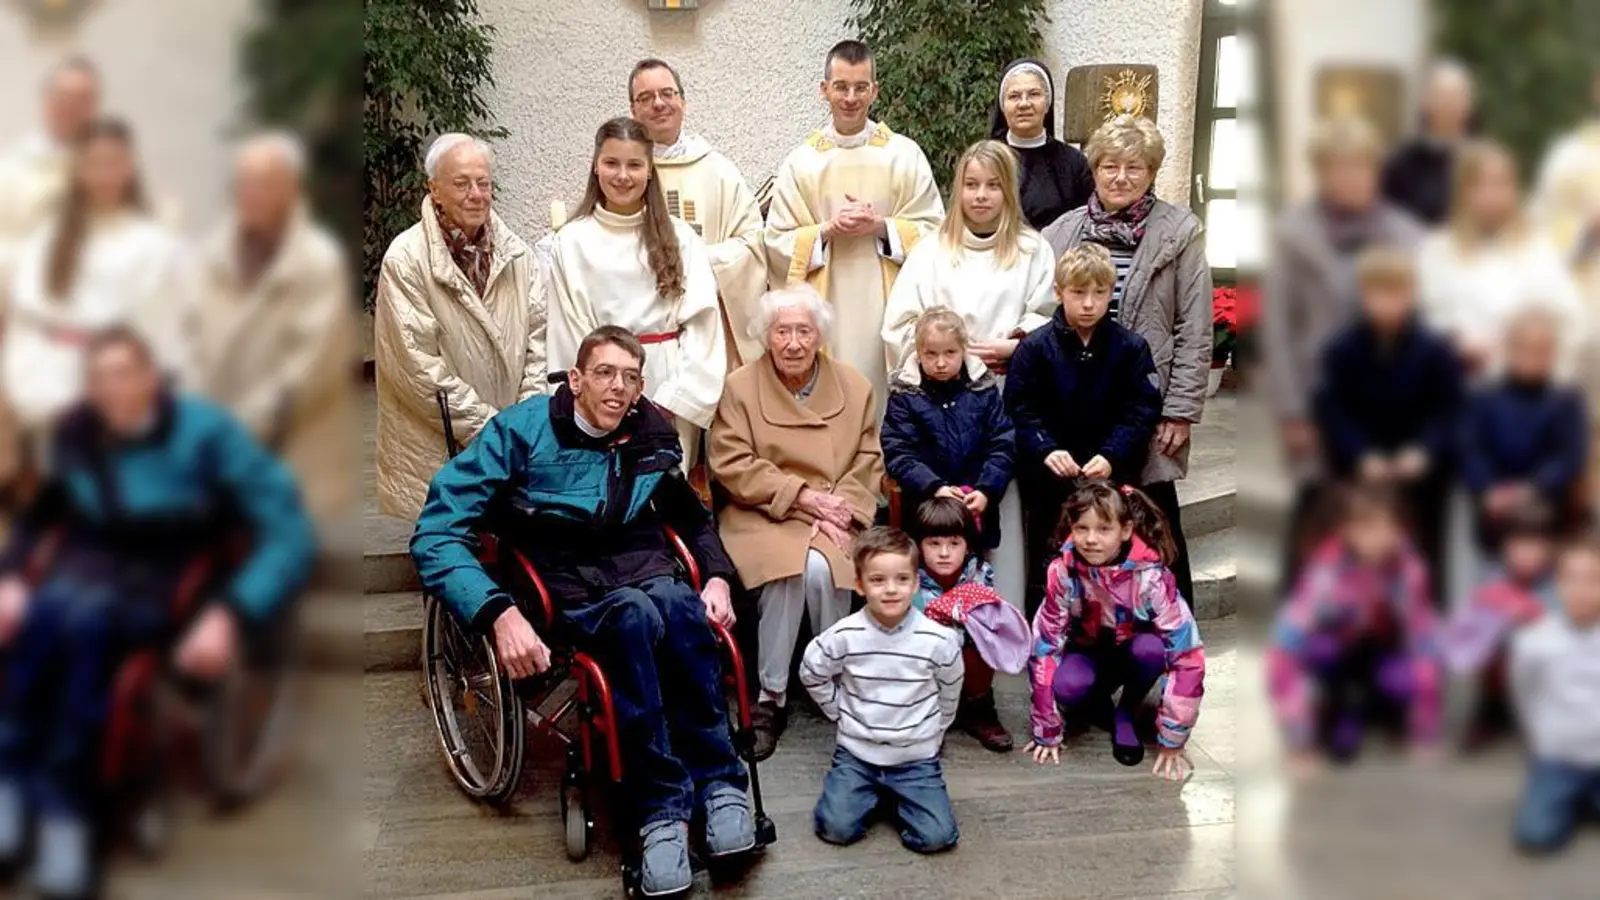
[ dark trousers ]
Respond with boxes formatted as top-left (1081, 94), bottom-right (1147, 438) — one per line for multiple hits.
top-left (560, 576), bottom-right (747, 827)
top-left (813, 746), bottom-right (958, 853)
top-left (1140, 481), bottom-right (1193, 610)
top-left (1514, 759), bottom-right (1600, 853)
top-left (0, 569), bottom-right (168, 818)
top-left (1051, 633), bottom-right (1167, 727)
top-left (1303, 634), bottom-right (1414, 759)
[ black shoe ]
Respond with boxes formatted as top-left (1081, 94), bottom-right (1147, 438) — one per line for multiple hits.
top-left (1111, 740), bottom-right (1146, 767)
top-left (750, 701), bottom-right (787, 762)
top-left (956, 692), bottom-right (1014, 753)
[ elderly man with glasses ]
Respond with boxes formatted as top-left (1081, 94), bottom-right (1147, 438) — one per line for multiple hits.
top-left (374, 133), bottom-right (550, 523)
top-left (411, 325), bottom-right (758, 897)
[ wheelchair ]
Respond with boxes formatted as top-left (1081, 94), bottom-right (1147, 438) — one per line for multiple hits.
top-left (14, 529), bottom-right (300, 857)
top-left (420, 392), bottom-right (776, 895)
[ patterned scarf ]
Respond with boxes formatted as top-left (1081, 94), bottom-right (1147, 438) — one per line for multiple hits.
top-left (1082, 189), bottom-right (1156, 250)
top-left (434, 201), bottom-right (493, 297)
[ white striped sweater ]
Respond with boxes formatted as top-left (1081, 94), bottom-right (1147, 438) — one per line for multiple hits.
top-left (800, 608), bottom-right (964, 766)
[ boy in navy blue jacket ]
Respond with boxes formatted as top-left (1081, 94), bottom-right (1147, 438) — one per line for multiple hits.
top-left (1313, 246), bottom-right (1464, 603)
top-left (1461, 309), bottom-right (1589, 551)
top-left (1005, 244), bottom-right (1162, 615)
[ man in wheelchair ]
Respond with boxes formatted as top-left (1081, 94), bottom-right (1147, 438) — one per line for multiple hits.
top-left (412, 325), bottom-right (756, 897)
top-left (0, 327), bottom-right (314, 900)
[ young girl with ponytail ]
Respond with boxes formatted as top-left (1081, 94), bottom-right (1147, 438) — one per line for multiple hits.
top-left (1024, 480), bottom-right (1206, 780)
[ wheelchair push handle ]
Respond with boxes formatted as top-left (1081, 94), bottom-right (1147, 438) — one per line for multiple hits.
top-left (436, 388), bottom-right (462, 459)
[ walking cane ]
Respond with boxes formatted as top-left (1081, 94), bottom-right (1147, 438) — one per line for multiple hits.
top-left (435, 389), bottom-right (461, 459)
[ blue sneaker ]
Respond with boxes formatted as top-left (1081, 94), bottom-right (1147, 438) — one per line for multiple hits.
top-left (703, 783), bottom-right (755, 857)
top-left (638, 819), bottom-right (691, 896)
top-left (0, 780), bottom-right (24, 874)
top-left (32, 815), bottom-right (95, 900)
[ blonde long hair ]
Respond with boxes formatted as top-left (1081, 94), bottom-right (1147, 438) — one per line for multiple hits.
top-left (940, 140), bottom-right (1028, 268)
top-left (1447, 139), bottom-right (1529, 255)
top-left (573, 117), bottom-right (685, 299)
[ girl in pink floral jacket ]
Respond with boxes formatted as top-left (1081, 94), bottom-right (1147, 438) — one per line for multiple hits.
top-left (1025, 481), bottom-right (1205, 781)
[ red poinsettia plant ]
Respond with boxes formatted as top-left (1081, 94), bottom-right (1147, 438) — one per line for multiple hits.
top-left (1212, 283), bottom-right (1259, 369)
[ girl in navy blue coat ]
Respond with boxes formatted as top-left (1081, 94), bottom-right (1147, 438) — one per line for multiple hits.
top-left (1461, 309), bottom-right (1589, 551)
top-left (1005, 245), bottom-right (1162, 615)
top-left (882, 308), bottom-right (1015, 551)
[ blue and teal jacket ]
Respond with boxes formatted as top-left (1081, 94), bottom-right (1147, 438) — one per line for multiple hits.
top-left (411, 384), bottom-right (736, 634)
top-left (0, 392), bottom-right (315, 622)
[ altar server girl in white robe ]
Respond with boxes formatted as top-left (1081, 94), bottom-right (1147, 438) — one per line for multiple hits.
top-left (882, 138), bottom-right (1058, 609)
top-left (549, 116), bottom-right (726, 465)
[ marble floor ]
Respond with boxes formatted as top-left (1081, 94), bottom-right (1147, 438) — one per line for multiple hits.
top-left (360, 619), bottom-right (1239, 900)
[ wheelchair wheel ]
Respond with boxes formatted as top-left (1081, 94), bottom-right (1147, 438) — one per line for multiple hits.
top-left (203, 618), bottom-right (301, 809)
top-left (562, 782), bottom-right (589, 861)
top-left (422, 595), bottom-right (525, 805)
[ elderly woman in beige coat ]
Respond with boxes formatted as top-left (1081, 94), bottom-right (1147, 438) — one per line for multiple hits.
top-left (193, 133), bottom-right (358, 532)
top-left (1041, 115), bottom-right (1212, 607)
top-left (708, 284), bottom-right (884, 760)
top-left (374, 134), bottom-right (549, 522)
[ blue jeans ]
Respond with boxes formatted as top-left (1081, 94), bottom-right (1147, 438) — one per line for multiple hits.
top-left (1513, 758), bottom-right (1600, 853)
top-left (559, 576), bottom-right (746, 827)
top-left (0, 567), bottom-right (169, 817)
top-left (813, 746), bottom-right (958, 853)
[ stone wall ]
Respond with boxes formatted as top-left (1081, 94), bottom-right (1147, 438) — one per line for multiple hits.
top-left (477, 0), bottom-right (1202, 241)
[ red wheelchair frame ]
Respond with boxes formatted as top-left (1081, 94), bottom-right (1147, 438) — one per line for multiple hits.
top-left (421, 389), bottom-right (774, 894)
top-left (13, 530), bottom-right (297, 854)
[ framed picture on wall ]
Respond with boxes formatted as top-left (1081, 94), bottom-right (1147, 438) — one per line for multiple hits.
top-left (1314, 65), bottom-right (1406, 145)
top-left (1062, 65), bottom-right (1160, 145)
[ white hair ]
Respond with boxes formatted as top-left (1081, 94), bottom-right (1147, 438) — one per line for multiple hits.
top-left (749, 284), bottom-right (834, 343)
top-left (235, 130), bottom-right (307, 179)
top-left (424, 133), bottom-right (493, 180)
top-left (1425, 58), bottom-right (1475, 100)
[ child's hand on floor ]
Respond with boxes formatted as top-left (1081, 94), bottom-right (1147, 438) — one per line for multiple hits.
top-left (1151, 747), bottom-right (1192, 781)
top-left (1022, 741), bottom-right (1060, 765)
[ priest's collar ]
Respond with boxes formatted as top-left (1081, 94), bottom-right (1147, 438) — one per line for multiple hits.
top-left (823, 119), bottom-right (879, 150)
top-left (654, 130), bottom-right (697, 160)
top-left (1006, 130), bottom-right (1048, 149)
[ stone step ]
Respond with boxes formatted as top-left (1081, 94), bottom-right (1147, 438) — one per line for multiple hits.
top-left (1188, 526), bottom-right (1236, 621)
top-left (366, 591), bottom-right (425, 673)
top-left (362, 529), bottom-right (1237, 672)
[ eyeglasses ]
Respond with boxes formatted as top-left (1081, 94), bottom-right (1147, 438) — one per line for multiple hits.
top-left (586, 365), bottom-right (643, 389)
top-left (1004, 89), bottom-right (1047, 104)
top-left (1096, 162), bottom-right (1150, 180)
top-left (827, 81), bottom-right (873, 98)
top-left (449, 177), bottom-right (492, 195)
top-left (632, 88), bottom-right (681, 106)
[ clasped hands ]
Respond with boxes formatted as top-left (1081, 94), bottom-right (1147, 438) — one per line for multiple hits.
top-left (799, 485), bottom-right (856, 552)
top-left (823, 194), bottom-right (886, 241)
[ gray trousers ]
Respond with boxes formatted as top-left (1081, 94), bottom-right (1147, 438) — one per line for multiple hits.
top-left (757, 548), bottom-right (852, 706)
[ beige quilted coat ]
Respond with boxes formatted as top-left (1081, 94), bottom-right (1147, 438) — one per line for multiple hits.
top-left (373, 199), bottom-right (548, 521)
top-left (192, 207), bottom-right (359, 529)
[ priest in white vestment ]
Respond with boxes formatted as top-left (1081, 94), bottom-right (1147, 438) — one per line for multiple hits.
top-left (629, 59), bottom-right (767, 367)
top-left (765, 40), bottom-right (944, 411)
top-left (547, 117), bottom-right (726, 466)
top-left (881, 139), bottom-right (1056, 609)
